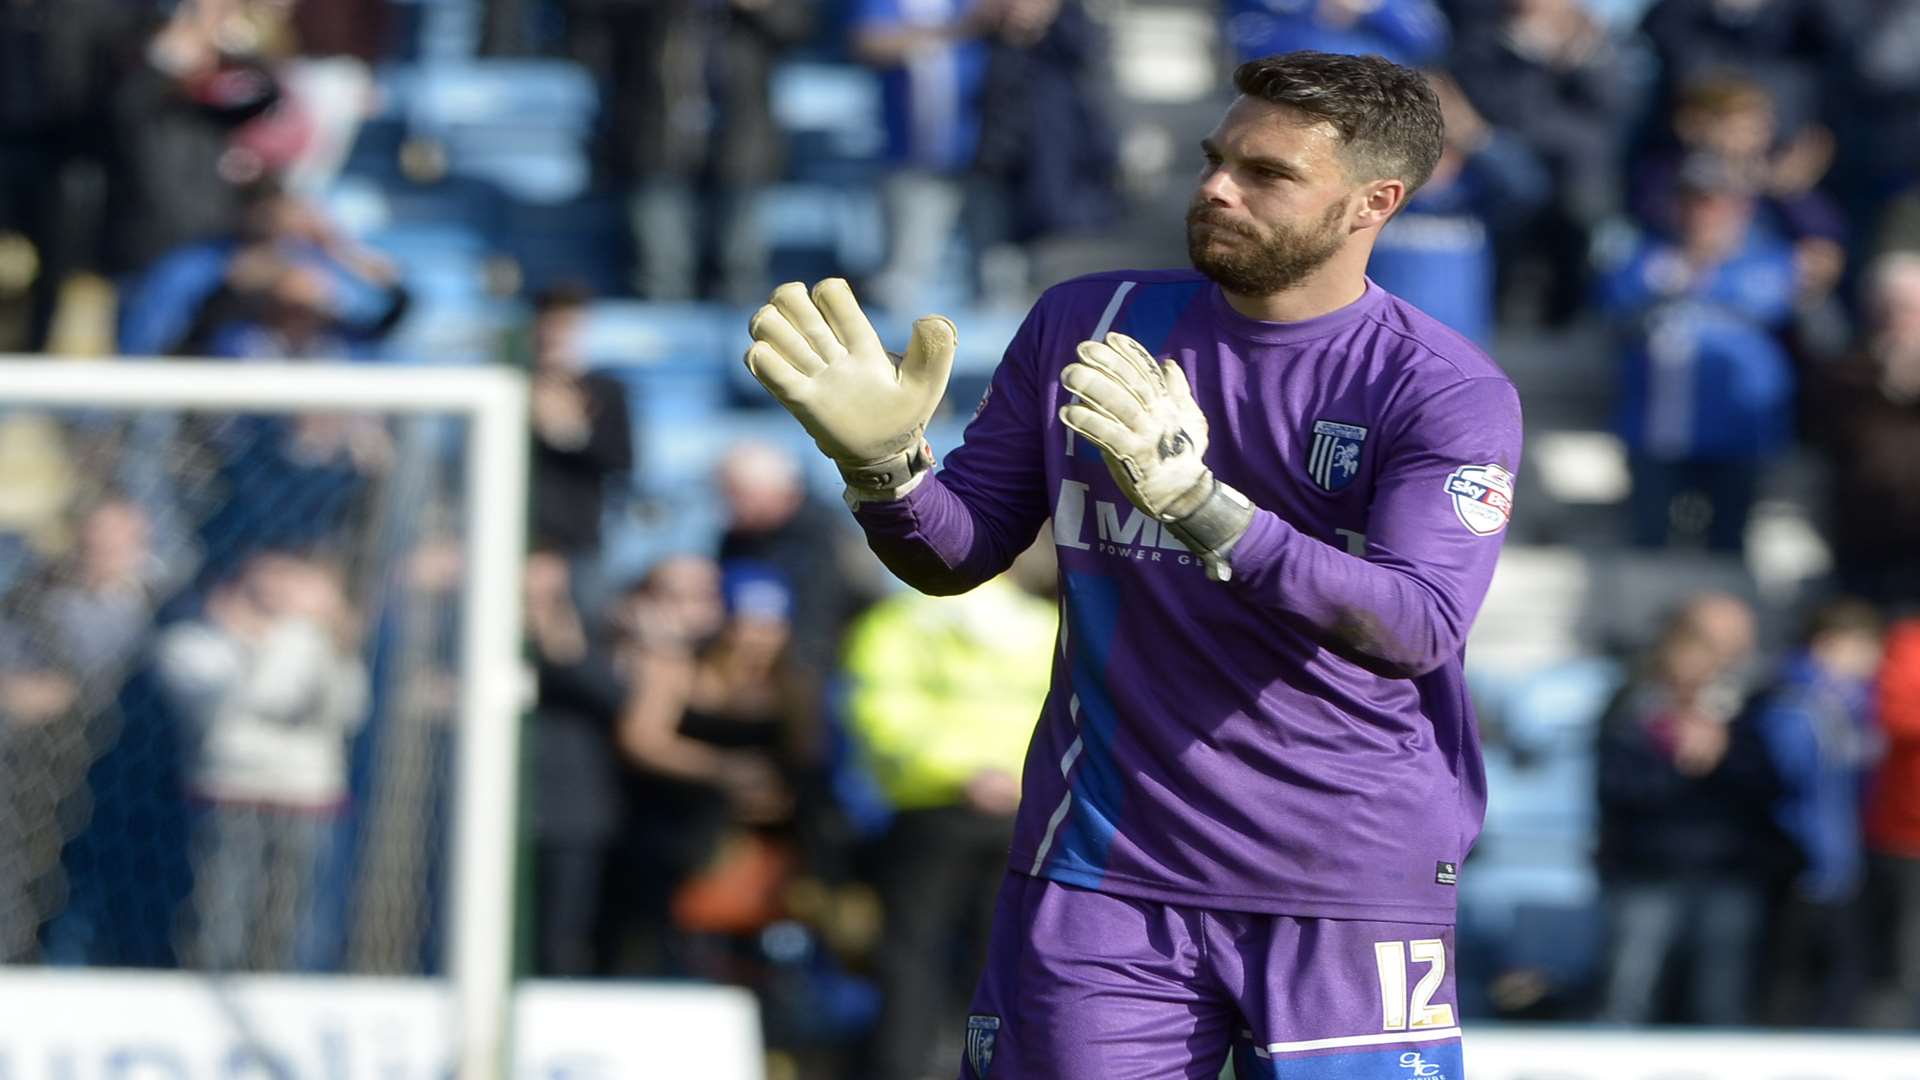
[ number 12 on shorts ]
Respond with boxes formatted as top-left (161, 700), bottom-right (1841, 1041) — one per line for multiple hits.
top-left (1373, 940), bottom-right (1456, 1031)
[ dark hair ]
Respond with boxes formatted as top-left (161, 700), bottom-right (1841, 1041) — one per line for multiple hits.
top-left (1675, 71), bottom-right (1772, 118)
top-left (531, 281), bottom-right (593, 316)
top-left (1232, 51), bottom-right (1445, 192)
top-left (1801, 597), bottom-right (1882, 646)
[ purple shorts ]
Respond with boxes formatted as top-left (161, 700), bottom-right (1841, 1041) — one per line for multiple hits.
top-left (959, 872), bottom-right (1463, 1079)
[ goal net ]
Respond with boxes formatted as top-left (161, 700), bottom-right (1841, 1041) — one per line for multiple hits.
top-left (0, 360), bottom-right (526, 1074)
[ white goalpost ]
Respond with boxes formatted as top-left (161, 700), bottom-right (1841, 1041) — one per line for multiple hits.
top-left (0, 360), bottom-right (528, 1077)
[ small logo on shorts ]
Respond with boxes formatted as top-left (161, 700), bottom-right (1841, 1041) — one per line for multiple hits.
top-left (1434, 861), bottom-right (1458, 886)
top-left (1401, 1050), bottom-right (1443, 1077)
top-left (966, 1015), bottom-right (1000, 1077)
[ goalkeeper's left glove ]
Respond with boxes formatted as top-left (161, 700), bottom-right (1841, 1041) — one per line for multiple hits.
top-left (1059, 332), bottom-right (1254, 581)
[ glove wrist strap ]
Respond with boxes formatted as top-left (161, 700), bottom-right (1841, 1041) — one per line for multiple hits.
top-left (1161, 476), bottom-right (1255, 582)
top-left (839, 437), bottom-right (935, 504)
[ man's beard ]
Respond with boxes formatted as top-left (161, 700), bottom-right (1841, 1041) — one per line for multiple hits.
top-left (1186, 199), bottom-right (1347, 296)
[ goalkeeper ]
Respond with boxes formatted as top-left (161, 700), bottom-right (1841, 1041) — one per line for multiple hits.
top-left (746, 51), bottom-right (1521, 1079)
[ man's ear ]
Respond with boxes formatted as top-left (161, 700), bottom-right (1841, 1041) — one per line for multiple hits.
top-left (1353, 179), bottom-right (1408, 229)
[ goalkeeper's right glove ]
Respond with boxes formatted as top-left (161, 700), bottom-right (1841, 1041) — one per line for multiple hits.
top-left (744, 278), bottom-right (957, 500)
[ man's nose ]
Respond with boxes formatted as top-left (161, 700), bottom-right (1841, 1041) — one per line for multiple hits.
top-left (1196, 168), bottom-right (1237, 207)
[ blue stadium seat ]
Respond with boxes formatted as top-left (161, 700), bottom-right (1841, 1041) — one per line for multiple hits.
top-left (378, 60), bottom-right (599, 203)
top-left (760, 182), bottom-right (886, 284)
top-left (578, 301), bottom-right (735, 369)
top-left (382, 301), bottom-right (513, 365)
top-left (338, 117), bottom-right (409, 183)
top-left (327, 175), bottom-right (512, 243)
top-left (500, 197), bottom-right (628, 296)
top-left (443, 133), bottom-right (592, 204)
top-left (769, 62), bottom-right (887, 184)
top-left (384, 60), bottom-right (598, 133)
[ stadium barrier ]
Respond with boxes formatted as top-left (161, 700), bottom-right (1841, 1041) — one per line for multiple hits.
top-left (1464, 1024), bottom-right (1920, 1079)
top-left (0, 969), bottom-right (762, 1078)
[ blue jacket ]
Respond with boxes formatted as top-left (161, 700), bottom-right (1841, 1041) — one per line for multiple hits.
top-left (1754, 652), bottom-right (1879, 902)
top-left (1223, 0), bottom-right (1449, 66)
top-left (1368, 133), bottom-right (1551, 345)
top-left (1597, 231), bottom-right (1798, 460)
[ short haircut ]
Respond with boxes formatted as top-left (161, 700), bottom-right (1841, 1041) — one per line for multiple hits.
top-left (532, 281), bottom-right (593, 316)
top-left (1676, 72), bottom-right (1772, 118)
top-left (1232, 51), bottom-right (1445, 192)
top-left (1800, 597), bottom-right (1882, 646)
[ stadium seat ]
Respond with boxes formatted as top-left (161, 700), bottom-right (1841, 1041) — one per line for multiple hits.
top-left (579, 301), bottom-right (735, 369)
top-left (768, 62), bottom-right (887, 184)
top-left (378, 61), bottom-right (598, 203)
top-left (760, 183), bottom-right (886, 288)
top-left (381, 294), bottom-right (513, 365)
top-left (499, 197), bottom-right (629, 296)
top-left (384, 60), bottom-right (597, 133)
top-left (327, 175), bottom-right (512, 244)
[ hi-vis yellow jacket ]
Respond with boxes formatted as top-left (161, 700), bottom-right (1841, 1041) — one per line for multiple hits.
top-left (842, 576), bottom-right (1058, 810)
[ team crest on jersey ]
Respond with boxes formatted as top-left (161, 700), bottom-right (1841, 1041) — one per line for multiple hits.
top-left (1308, 420), bottom-right (1369, 492)
top-left (1445, 463), bottom-right (1515, 535)
top-left (966, 1015), bottom-right (1001, 1077)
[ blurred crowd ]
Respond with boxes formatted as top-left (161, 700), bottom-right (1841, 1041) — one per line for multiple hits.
top-left (1, 0), bottom-right (1920, 1077)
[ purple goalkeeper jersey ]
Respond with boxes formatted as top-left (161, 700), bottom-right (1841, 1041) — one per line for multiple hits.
top-left (853, 270), bottom-right (1523, 924)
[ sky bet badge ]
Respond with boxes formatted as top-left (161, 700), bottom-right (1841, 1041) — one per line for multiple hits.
top-left (966, 1015), bottom-right (1000, 1077)
top-left (1308, 419), bottom-right (1368, 492)
top-left (1445, 463), bottom-right (1515, 536)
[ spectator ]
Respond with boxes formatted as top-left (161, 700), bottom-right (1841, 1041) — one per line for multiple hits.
top-left (1752, 598), bottom-right (1885, 1027)
top-left (1594, 591), bottom-right (1777, 1024)
top-left (847, 538), bottom-right (1056, 1080)
top-left (1807, 253), bottom-right (1920, 607)
top-left (1629, 73), bottom-right (1846, 302)
top-left (968, 0), bottom-right (1118, 309)
top-left (1224, 0), bottom-right (1450, 67)
top-left (564, 0), bottom-right (810, 303)
top-left (202, 257), bottom-right (411, 361)
top-left (118, 179), bottom-right (407, 358)
top-left (192, 410), bottom-right (392, 574)
top-left (1836, 0), bottom-right (1920, 237)
top-left (1597, 157), bottom-right (1799, 552)
top-left (101, 1), bottom-right (284, 278)
top-left (1636, 0), bottom-right (1856, 140)
top-left (611, 559), bottom-right (800, 974)
top-left (272, 0), bottom-right (390, 194)
top-left (524, 284), bottom-right (633, 591)
top-left (1450, 0), bottom-right (1639, 326)
top-left (38, 496), bottom-right (180, 693)
top-left (525, 550), bottom-right (638, 976)
top-left (0, 585), bottom-right (82, 963)
top-left (154, 551), bottom-right (368, 971)
top-left (1864, 617), bottom-right (1920, 1028)
top-left (1365, 71), bottom-right (1551, 344)
top-left (717, 441), bottom-right (887, 681)
top-left (0, 0), bottom-right (125, 351)
top-left (0, 495), bottom-right (178, 964)
top-left (851, 0), bottom-right (993, 312)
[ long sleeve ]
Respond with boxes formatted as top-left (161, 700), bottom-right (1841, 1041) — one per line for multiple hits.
top-left (851, 306), bottom-right (1053, 594)
top-left (1226, 374), bottom-right (1522, 678)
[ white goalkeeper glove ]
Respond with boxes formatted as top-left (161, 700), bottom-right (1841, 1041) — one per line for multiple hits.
top-left (1059, 332), bottom-right (1253, 581)
top-left (745, 279), bottom-right (957, 500)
